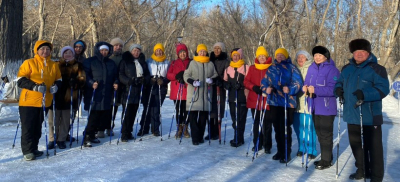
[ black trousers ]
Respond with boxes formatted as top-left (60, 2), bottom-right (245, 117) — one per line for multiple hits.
top-left (251, 108), bottom-right (272, 149)
top-left (313, 115), bottom-right (335, 162)
top-left (107, 104), bottom-right (123, 130)
top-left (189, 111), bottom-right (208, 143)
top-left (266, 106), bottom-right (294, 157)
top-left (140, 93), bottom-right (165, 133)
top-left (121, 104), bottom-right (139, 134)
top-left (229, 102), bottom-right (248, 143)
top-left (19, 106), bottom-right (47, 155)
top-left (173, 100), bottom-right (187, 125)
top-left (86, 110), bottom-right (110, 138)
top-left (348, 124), bottom-right (384, 181)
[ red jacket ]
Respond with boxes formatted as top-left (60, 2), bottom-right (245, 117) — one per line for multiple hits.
top-left (167, 58), bottom-right (190, 100)
top-left (244, 57), bottom-right (272, 110)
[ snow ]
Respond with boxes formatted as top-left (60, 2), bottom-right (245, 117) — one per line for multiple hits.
top-left (0, 95), bottom-right (399, 182)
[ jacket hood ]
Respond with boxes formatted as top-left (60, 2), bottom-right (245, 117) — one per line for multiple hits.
top-left (349, 53), bottom-right (377, 67)
top-left (294, 50), bottom-right (313, 68)
top-left (176, 43), bottom-right (189, 59)
top-left (94, 42), bottom-right (113, 59)
top-left (70, 39), bottom-right (87, 55)
top-left (274, 57), bottom-right (292, 64)
top-left (210, 51), bottom-right (228, 61)
top-left (34, 40), bottom-right (53, 56)
top-left (254, 56), bottom-right (272, 64)
top-left (122, 51), bottom-right (145, 62)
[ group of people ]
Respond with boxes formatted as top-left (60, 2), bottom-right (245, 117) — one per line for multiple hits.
top-left (16, 38), bottom-right (388, 182)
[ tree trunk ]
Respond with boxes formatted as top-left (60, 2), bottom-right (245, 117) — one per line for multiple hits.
top-left (333, 0), bottom-right (341, 63)
top-left (38, 0), bottom-right (45, 40)
top-left (88, 0), bottom-right (98, 44)
top-left (0, 0), bottom-right (23, 64)
top-left (379, 0), bottom-right (399, 66)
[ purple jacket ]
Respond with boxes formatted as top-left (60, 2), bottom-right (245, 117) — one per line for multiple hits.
top-left (304, 59), bottom-right (340, 116)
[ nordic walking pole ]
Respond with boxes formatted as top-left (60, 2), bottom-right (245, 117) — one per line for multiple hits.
top-left (69, 87), bottom-right (73, 148)
top-left (159, 83), bottom-right (163, 141)
top-left (223, 90), bottom-right (229, 145)
top-left (284, 93), bottom-right (288, 166)
top-left (109, 90), bottom-right (116, 144)
top-left (174, 84), bottom-right (183, 139)
top-left (139, 84), bottom-right (154, 141)
top-left (302, 96), bottom-right (308, 168)
top-left (168, 84), bottom-right (182, 139)
top-left (235, 89), bottom-right (238, 148)
top-left (80, 89), bottom-right (96, 149)
top-left (12, 118), bottom-right (21, 149)
top-left (76, 90), bottom-right (80, 144)
top-left (117, 85), bottom-right (132, 145)
top-left (207, 85), bottom-right (212, 145)
top-left (53, 94), bottom-right (57, 154)
top-left (306, 97), bottom-right (313, 171)
top-left (179, 87), bottom-right (197, 144)
top-left (217, 86), bottom-right (222, 144)
top-left (246, 94), bottom-right (260, 157)
top-left (355, 100), bottom-right (366, 182)
top-left (41, 90), bottom-right (49, 158)
top-left (133, 84), bottom-right (144, 142)
top-left (253, 94), bottom-right (268, 161)
top-left (336, 97), bottom-right (343, 179)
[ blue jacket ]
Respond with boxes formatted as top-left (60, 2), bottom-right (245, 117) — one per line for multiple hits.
top-left (305, 59), bottom-right (340, 115)
top-left (261, 57), bottom-right (303, 108)
top-left (334, 53), bottom-right (389, 125)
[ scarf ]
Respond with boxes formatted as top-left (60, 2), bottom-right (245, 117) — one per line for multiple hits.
top-left (193, 56), bottom-right (210, 63)
top-left (255, 63), bottom-right (271, 70)
top-left (230, 59), bottom-right (245, 68)
top-left (151, 54), bottom-right (166, 62)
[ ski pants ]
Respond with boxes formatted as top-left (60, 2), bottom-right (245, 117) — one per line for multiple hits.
top-left (86, 110), bottom-right (110, 138)
top-left (49, 109), bottom-right (71, 142)
top-left (121, 104), bottom-right (139, 135)
top-left (293, 112), bottom-right (318, 155)
top-left (250, 108), bottom-right (272, 150)
top-left (229, 102), bottom-right (248, 143)
top-left (313, 115), bottom-right (335, 162)
top-left (189, 111), bottom-right (208, 143)
top-left (140, 93), bottom-right (166, 134)
top-left (266, 106), bottom-right (294, 157)
top-left (19, 106), bottom-right (47, 155)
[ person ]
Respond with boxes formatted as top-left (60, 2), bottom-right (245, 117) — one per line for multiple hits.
top-left (205, 42), bottom-right (230, 141)
top-left (223, 48), bottom-right (249, 147)
top-left (303, 46), bottom-right (340, 170)
top-left (166, 43), bottom-right (191, 138)
top-left (71, 40), bottom-right (87, 63)
top-left (292, 50), bottom-right (318, 159)
top-left (137, 43), bottom-right (170, 137)
top-left (83, 42), bottom-right (118, 147)
top-left (243, 46), bottom-right (272, 153)
top-left (48, 46), bottom-right (86, 149)
top-left (335, 39), bottom-right (389, 181)
top-left (261, 47), bottom-right (303, 163)
top-left (17, 40), bottom-right (62, 160)
top-left (184, 44), bottom-right (218, 145)
top-left (118, 44), bottom-right (149, 142)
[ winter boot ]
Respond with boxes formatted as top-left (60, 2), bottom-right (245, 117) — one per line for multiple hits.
top-left (84, 135), bottom-right (92, 147)
top-left (33, 150), bottom-right (44, 157)
top-left (57, 141), bottom-right (66, 149)
top-left (349, 169), bottom-right (365, 180)
top-left (183, 124), bottom-right (190, 138)
top-left (106, 129), bottom-right (114, 136)
top-left (175, 124), bottom-right (183, 138)
top-left (24, 153), bottom-right (35, 161)
top-left (96, 131), bottom-right (105, 138)
top-left (48, 141), bottom-right (55, 149)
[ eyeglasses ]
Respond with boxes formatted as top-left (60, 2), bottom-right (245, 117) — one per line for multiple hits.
top-left (39, 47), bottom-right (51, 51)
top-left (75, 46), bottom-right (84, 49)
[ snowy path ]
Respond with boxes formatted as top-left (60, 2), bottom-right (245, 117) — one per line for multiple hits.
top-left (0, 96), bottom-right (399, 181)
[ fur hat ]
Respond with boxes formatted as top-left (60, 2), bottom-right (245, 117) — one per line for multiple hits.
top-left (312, 46), bottom-right (330, 60)
top-left (274, 48), bottom-right (289, 59)
top-left (349, 39), bottom-right (371, 53)
top-left (256, 46), bottom-right (269, 58)
top-left (129, 44), bottom-right (142, 52)
top-left (213, 42), bottom-right (225, 51)
top-left (110, 38), bottom-right (124, 46)
top-left (196, 44), bottom-right (208, 53)
top-left (231, 48), bottom-right (243, 59)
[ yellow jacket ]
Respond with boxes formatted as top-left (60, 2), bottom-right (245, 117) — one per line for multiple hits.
top-left (17, 40), bottom-right (62, 107)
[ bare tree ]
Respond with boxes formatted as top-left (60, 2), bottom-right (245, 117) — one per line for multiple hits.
top-left (0, 0), bottom-right (23, 64)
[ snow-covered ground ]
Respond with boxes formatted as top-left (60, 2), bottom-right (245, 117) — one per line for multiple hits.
top-left (0, 95), bottom-right (399, 182)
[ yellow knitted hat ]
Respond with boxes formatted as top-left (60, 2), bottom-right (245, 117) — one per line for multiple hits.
top-left (153, 43), bottom-right (165, 54)
top-left (256, 46), bottom-right (269, 58)
top-left (274, 48), bottom-right (289, 59)
top-left (196, 44), bottom-right (208, 53)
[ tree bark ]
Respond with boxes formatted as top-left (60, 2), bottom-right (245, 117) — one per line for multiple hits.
top-left (333, 0), bottom-right (341, 63)
top-left (38, 0), bottom-right (45, 40)
top-left (379, 0), bottom-right (399, 66)
top-left (88, 0), bottom-right (98, 44)
top-left (0, 0), bottom-right (23, 64)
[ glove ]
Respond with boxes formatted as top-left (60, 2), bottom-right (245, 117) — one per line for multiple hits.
top-left (175, 71), bottom-right (184, 80)
top-left (252, 86), bottom-right (262, 95)
top-left (157, 78), bottom-right (163, 85)
top-left (352, 89), bottom-right (364, 101)
top-left (135, 77), bottom-right (144, 85)
top-left (215, 78), bottom-right (223, 87)
top-left (128, 77), bottom-right (137, 86)
top-left (224, 82), bottom-right (231, 90)
top-left (193, 80), bottom-right (200, 87)
top-left (69, 78), bottom-right (76, 87)
top-left (178, 78), bottom-right (185, 84)
top-left (151, 77), bottom-right (157, 85)
top-left (335, 87), bottom-right (344, 103)
top-left (206, 78), bottom-right (213, 84)
top-left (33, 84), bottom-right (46, 94)
top-left (234, 82), bottom-right (243, 90)
top-left (50, 84), bottom-right (58, 94)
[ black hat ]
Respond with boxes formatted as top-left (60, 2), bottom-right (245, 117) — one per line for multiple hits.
top-left (37, 43), bottom-right (52, 51)
top-left (349, 39), bottom-right (371, 53)
top-left (312, 46), bottom-right (330, 60)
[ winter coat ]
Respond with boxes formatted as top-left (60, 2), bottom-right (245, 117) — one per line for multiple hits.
top-left (55, 59), bottom-right (86, 110)
top-left (119, 51), bottom-right (149, 105)
top-left (70, 40), bottom-right (87, 64)
top-left (110, 53), bottom-right (124, 105)
top-left (244, 57), bottom-right (272, 110)
top-left (294, 54), bottom-right (313, 114)
top-left (210, 52), bottom-right (230, 118)
top-left (260, 57), bottom-right (303, 108)
top-left (304, 59), bottom-right (340, 116)
top-left (184, 60), bottom-right (218, 111)
top-left (17, 40), bottom-right (62, 107)
top-left (167, 58), bottom-right (191, 101)
top-left (334, 53), bottom-right (389, 125)
top-left (141, 58), bottom-right (170, 107)
top-left (223, 64), bottom-right (250, 103)
top-left (83, 42), bottom-right (119, 111)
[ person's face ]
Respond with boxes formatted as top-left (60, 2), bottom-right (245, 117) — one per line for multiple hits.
top-left (179, 50), bottom-right (187, 60)
top-left (297, 54), bottom-right (307, 67)
top-left (353, 50), bottom-right (370, 64)
top-left (131, 48), bottom-right (141, 58)
top-left (198, 50), bottom-right (207, 56)
top-left (113, 44), bottom-right (123, 54)
top-left (214, 46), bottom-right (222, 56)
top-left (63, 50), bottom-right (74, 61)
top-left (74, 45), bottom-right (83, 55)
top-left (275, 53), bottom-right (286, 63)
top-left (38, 46), bottom-right (51, 58)
top-left (258, 55), bottom-right (267, 64)
top-left (100, 49), bottom-right (109, 57)
top-left (232, 53), bottom-right (240, 62)
top-left (313, 53), bottom-right (327, 64)
top-left (155, 49), bottom-right (164, 57)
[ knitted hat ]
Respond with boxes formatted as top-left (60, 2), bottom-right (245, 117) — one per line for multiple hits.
top-left (274, 48), bottom-right (289, 59)
top-left (129, 44), bottom-right (142, 52)
top-left (349, 39), bottom-right (371, 53)
top-left (60, 46), bottom-right (75, 57)
top-left (74, 41), bottom-right (85, 48)
top-left (295, 50), bottom-right (312, 62)
top-left (99, 45), bottom-right (109, 51)
top-left (312, 46), bottom-right (330, 60)
top-left (153, 43), bottom-right (165, 54)
top-left (231, 48), bottom-right (243, 59)
top-left (256, 46), bottom-right (268, 58)
top-left (196, 44), bottom-right (208, 53)
top-left (176, 43), bottom-right (188, 56)
top-left (213, 42), bottom-right (225, 51)
top-left (37, 43), bottom-right (52, 51)
top-left (110, 38), bottom-right (124, 46)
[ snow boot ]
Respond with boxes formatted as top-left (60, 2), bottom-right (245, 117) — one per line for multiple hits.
top-left (96, 131), bottom-right (105, 138)
top-left (57, 141), bottom-right (66, 149)
top-left (84, 135), bottom-right (92, 147)
top-left (24, 153), bottom-right (35, 161)
top-left (48, 141), bottom-right (55, 149)
top-left (175, 124), bottom-right (183, 138)
top-left (183, 124), bottom-right (190, 138)
top-left (349, 169), bottom-right (365, 180)
top-left (106, 129), bottom-right (114, 136)
top-left (33, 150), bottom-right (44, 157)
